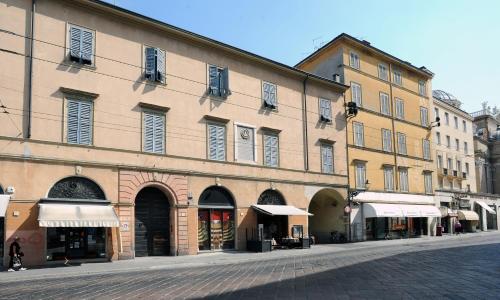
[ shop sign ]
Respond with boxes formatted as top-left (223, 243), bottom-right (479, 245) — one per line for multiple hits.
top-left (120, 222), bottom-right (129, 232)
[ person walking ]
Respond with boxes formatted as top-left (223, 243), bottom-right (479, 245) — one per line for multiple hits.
top-left (8, 236), bottom-right (26, 272)
top-left (454, 220), bottom-right (462, 235)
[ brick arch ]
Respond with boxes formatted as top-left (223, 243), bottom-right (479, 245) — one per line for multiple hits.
top-left (119, 170), bottom-right (188, 205)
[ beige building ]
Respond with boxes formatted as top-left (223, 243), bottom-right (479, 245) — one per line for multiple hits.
top-left (0, 0), bottom-right (349, 266)
top-left (296, 34), bottom-right (440, 241)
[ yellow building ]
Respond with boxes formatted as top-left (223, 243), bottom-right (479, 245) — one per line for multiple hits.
top-left (297, 33), bottom-right (440, 240)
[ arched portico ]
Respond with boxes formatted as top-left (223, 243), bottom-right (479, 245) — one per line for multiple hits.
top-left (308, 188), bottom-right (347, 243)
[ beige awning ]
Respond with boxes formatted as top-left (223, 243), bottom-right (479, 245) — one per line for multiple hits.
top-left (457, 210), bottom-right (479, 221)
top-left (475, 201), bottom-right (496, 214)
top-left (364, 203), bottom-right (441, 218)
top-left (38, 203), bottom-right (120, 227)
top-left (251, 204), bottom-right (312, 216)
top-left (0, 195), bottom-right (10, 217)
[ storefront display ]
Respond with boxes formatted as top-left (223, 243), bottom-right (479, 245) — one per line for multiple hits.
top-left (47, 227), bottom-right (106, 261)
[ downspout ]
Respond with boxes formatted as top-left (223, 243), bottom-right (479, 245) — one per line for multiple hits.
top-left (27, 0), bottom-right (36, 138)
top-left (388, 64), bottom-right (399, 190)
top-left (302, 75), bottom-right (309, 171)
top-left (343, 92), bottom-right (352, 241)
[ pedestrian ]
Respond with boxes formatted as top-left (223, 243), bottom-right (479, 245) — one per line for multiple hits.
top-left (454, 220), bottom-right (462, 235)
top-left (8, 236), bottom-right (27, 272)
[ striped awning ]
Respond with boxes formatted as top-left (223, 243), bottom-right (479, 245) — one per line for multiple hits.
top-left (38, 203), bottom-right (120, 227)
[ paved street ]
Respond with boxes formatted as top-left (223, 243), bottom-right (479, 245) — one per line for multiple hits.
top-left (1, 232), bottom-right (500, 299)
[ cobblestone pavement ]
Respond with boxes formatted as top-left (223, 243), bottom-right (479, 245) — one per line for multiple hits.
top-left (1, 233), bottom-right (500, 299)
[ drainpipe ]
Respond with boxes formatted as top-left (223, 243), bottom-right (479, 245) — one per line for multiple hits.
top-left (343, 92), bottom-right (352, 241)
top-left (27, 0), bottom-right (36, 138)
top-left (388, 64), bottom-right (399, 189)
top-left (302, 75), bottom-right (309, 171)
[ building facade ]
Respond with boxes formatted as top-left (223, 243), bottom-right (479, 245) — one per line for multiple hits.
top-left (0, 0), bottom-right (349, 266)
top-left (296, 34), bottom-right (440, 241)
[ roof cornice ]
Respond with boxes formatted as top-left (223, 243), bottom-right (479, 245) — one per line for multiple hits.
top-left (433, 97), bottom-right (473, 120)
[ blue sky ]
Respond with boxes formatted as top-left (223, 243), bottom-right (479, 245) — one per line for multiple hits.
top-left (105, 0), bottom-right (499, 112)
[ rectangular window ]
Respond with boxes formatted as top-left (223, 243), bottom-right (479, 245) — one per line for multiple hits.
top-left (397, 132), bottom-right (407, 155)
top-left (384, 166), bottom-right (394, 191)
top-left (464, 142), bottom-right (468, 155)
top-left (446, 135), bottom-right (451, 148)
top-left (143, 111), bottom-right (165, 154)
top-left (207, 123), bottom-right (226, 161)
top-left (455, 138), bottom-right (459, 151)
top-left (378, 63), bottom-right (388, 81)
top-left (420, 107), bottom-right (429, 127)
top-left (454, 116), bottom-right (458, 129)
top-left (353, 122), bottom-right (364, 147)
top-left (424, 172), bottom-right (433, 194)
top-left (263, 133), bottom-right (279, 167)
top-left (69, 24), bottom-right (94, 65)
top-left (434, 107), bottom-right (439, 119)
top-left (423, 139), bottom-right (431, 160)
top-left (235, 125), bottom-right (256, 162)
top-left (456, 160), bottom-right (462, 173)
top-left (351, 82), bottom-right (362, 107)
top-left (321, 144), bottom-right (334, 174)
top-left (445, 112), bottom-right (449, 125)
top-left (355, 163), bottom-right (366, 189)
top-left (465, 162), bottom-right (470, 175)
top-left (262, 81), bottom-right (277, 109)
top-left (208, 65), bottom-right (230, 98)
top-left (382, 128), bottom-right (392, 152)
top-left (393, 70), bottom-right (402, 85)
top-left (349, 51), bottom-right (360, 69)
top-left (447, 158), bottom-right (453, 170)
top-left (379, 92), bottom-right (390, 116)
top-left (395, 98), bottom-right (405, 119)
top-left (418, 80), bottom-right (426, 96)
top-left (436, 132), bottom-right (441, 145)
top-left (319, 98), bottom-right (332, 122)
top-left (67, 99), bottom-right (93, 145)
top-left (437, 155), bottom-right (443, 169)
top-left (144, 47), bottom-right (166, 83)
top-left (399, 168), bottom-right (409, 192)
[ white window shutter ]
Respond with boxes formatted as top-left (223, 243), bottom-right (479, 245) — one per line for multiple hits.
top-left (67, 100), bottom-right (79, 144)
top-left (270, 135), bottom-right (278, 167)
top-left (145, 47), bottom-right (156, 80)
top-left (216, 125), bottom-right (225, 160)
top-left (69, 26), bottom-right (82, 61)
top-left (153, 114), bottom-right (165, 153)
top-left (79, 101), bottom-right (92, 145)
top-left (221, 67), bottom-right (230, 97)
top-left (264, 135), bottom-right (272, 166)
top-left (67, 100), bottom-right (92, 145)
top-left (208, 124), bottom-right (218, 159)
top-left (143, 113), bottom-right (154, 152)
top-left (156, 49), bottom-right (166, 83)
top-left (81, 29), bottom-right (93, 64)
top-left (269, 84), bottom-right (277, 107)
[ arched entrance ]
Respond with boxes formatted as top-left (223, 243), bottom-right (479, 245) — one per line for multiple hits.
top-left (198, 186), bottom-right (235, 251)
top-left (257, 189), bottom-right (287, 240)
top-left (308, 189), bottom-right (346, 243)
top-left (135, 187), bottom-right (171, 256)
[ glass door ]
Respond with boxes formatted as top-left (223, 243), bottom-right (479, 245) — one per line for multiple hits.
top-left (67, 228), bottom-right (86, 259)
top-left (210, 211), bottom-right (223, 250)
top-left (222, 210), bottom-right (234, 249)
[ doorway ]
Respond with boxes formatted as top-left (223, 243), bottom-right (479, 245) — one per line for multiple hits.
top-left (135, 187), bottom-right (171, 256)
top-left (46, 227), bottom-right (106, 261)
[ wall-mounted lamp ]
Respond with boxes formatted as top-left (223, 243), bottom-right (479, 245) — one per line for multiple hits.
top-left (429, 117), bottom-right (441, 129)
top-left (345, 102), bottom-right (358, 119)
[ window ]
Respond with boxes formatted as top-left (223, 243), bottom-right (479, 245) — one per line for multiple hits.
top-left (446, 135), bottom-right (451, 148)
top-left (353, 122), bottom-right (364, 147)
top-left (208, 65), bottom-right (230, 98)
top-left (444, 112), bottom-right (449, 125)
top-left (447, 158), bottom-right (453, 170)
top-left (399, 168), bottom-right (409, 192)
top-left (397, 132), bottom-right (407, 155)
top-left (207, 123), bottom-right (226, 161)
top-left (235, 124), bottom-right (256, 162)
top-left (393, 70), bottom-right (402, 85)
top-left (424, 172), bottom-right (433, 194)
top-left (67, 99), bottom-right (93, 145)
top-left (434, 108), bottom-right (439, 119)
top-left (456, 160), bottom-right (461, 173)
top-left (395, 98), bottom-right (405, 119)
top-left (319, 98), bottom-right (332, 122)
top-left (349, 51), bottom-right (360, 69)
top-left (69, 24), bottom-right (94, 65)
top-left (262, 81), bottom-right (277, 109)
top-left (321, 144), bottom-right (334, 174)
top-left (420, 107), bottom-right (429, 127)
top-left (263, 133), bottom-right (279, 167)
top-left (423, 139), bottom-right (431, 160)
top-left (380, 92), bottom-right (390, 116)
top-left (143, 111), bottom-right (165, 154)
top-left (418, 80), bottom-right (426, 96)
top-left (462, 120), bottom-right (467, 132)
top-left (465, 162), bottom-right (470, 175)
top-left (355, 163), bottom-right (366, 189)
top-left (437, 155), bottom-right (443, 169)
top-left (464, 142), bottom-right (468, 155)
top-left (455, 138), bottom-right (459, 151)
top-left (384, 166), bottom-right (394, 191)
top-left (382, 129), bottom-right (392, 152)
top-left (351, 82), bottom-right (362, 107)
top-left (378, 63), bottom-right (388, 81)
top-left (454, 116), bottom-right (458, 129)
top-left (144, 47), bottom-right (166, 83)
top-left (436, 132), bottom-right (441, 145)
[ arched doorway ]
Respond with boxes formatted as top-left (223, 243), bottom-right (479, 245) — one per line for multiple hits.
top-left (257, 189), bottom-right (287, 240)
top-left (308, 189), bottom-right (346, 243)
top-left (198, 186), bottom-right (235, 251)
top-left (135, 187), bottom-right (171, 256)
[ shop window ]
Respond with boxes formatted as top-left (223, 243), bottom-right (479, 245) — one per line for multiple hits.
top-left (48, 177), bottom-right (105, 200)
top-left (258, 189), bottom-right (286, 205)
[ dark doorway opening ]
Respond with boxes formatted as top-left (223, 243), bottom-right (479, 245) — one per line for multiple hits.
top-left (135, 187), bottom-right (171, 256)
top-left (257, 214), bottom-right (288, 240)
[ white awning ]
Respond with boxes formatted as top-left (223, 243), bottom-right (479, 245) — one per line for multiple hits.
top-left (457, 210), bottom-right (479, 221)
top-left (364, 203), bottom-right (441, 218)
top-left (475, 201), bottom-right (496, 214)
top-left (251, 204), bottom-right (312, 216)
top-left (0, 195), bottom-right (10, 217)
top-left (353, 191), bottom-right (434, 204)
top-left (38, 203), bottom-right (120, 227)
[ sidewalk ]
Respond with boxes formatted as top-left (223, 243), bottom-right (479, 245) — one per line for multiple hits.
top-left (1, 230), bottom-right (498, 283)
